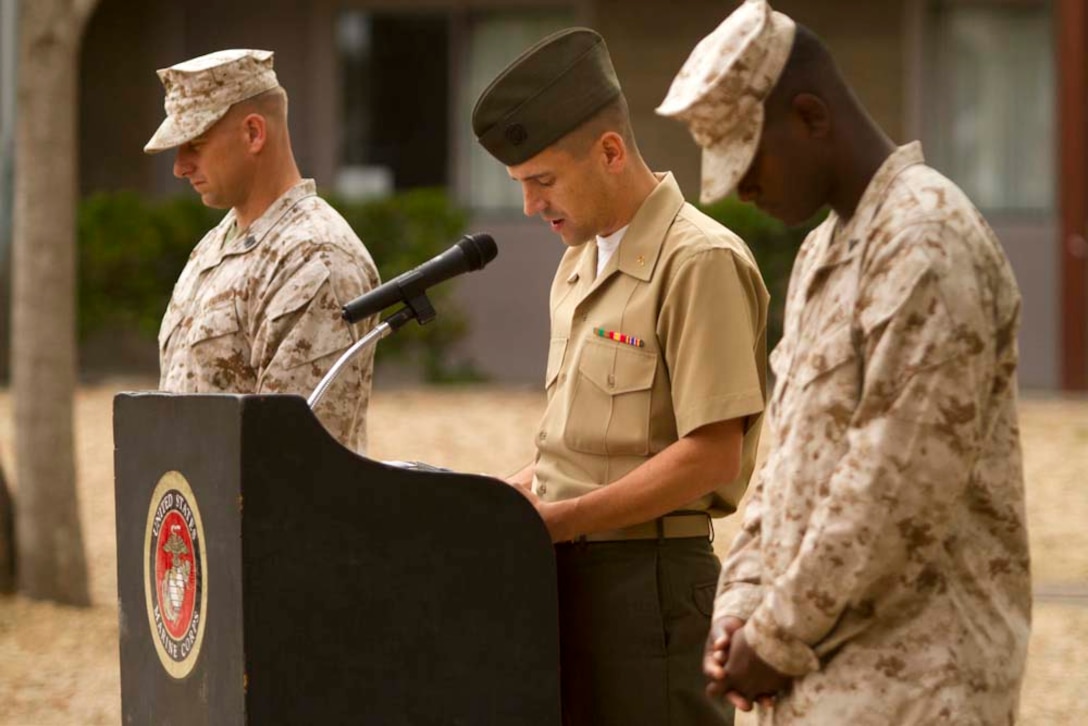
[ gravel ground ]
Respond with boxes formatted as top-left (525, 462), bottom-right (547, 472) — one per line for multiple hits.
top-left (0, 381), bottom-right (1085, 725)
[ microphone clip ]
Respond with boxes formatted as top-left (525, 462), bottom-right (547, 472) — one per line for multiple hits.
top-left (384, 291), bottom-right (436, 332)
top-left (309, 290), bottom-right (436, 410)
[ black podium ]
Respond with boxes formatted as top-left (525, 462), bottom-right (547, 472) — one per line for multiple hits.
top-left (114, 392), bottom-right (560, 725)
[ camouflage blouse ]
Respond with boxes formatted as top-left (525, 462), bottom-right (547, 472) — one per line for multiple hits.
top-left (159, 180), bottom-right (380, 453)
top-left (716, 144), bottom-right (1031, 724)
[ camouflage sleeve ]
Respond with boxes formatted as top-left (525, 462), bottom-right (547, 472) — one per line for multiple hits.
top-left (744, 224), bottom-right (987, 676)
top-left (714, 465), bottom-right (767, 621)
top-left (251, 244), bottom-right (376, 451)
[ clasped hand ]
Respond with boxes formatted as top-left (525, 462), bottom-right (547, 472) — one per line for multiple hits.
top-left (704, 616), bottom-right (791, 712)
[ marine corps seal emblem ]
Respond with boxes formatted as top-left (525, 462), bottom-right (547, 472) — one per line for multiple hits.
top-left (143, 471), bottom-right (208, 679)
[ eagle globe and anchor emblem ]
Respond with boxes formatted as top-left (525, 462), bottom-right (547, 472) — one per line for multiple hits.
top-left (143, 471), bottom-right (209, 679)
top-left (159, 524), bottom-right (192, 625)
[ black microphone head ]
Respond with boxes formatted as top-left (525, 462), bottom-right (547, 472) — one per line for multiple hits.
top-left (457, 233), bottom-right (498, 271)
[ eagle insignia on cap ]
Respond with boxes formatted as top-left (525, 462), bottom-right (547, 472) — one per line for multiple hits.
top-left (505, 124), bottom-right (528, 146)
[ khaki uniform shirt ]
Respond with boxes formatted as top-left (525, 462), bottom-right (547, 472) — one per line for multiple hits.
top-left (716, 144), bottom-right (1031, 724)
top-left (159, 179), bottom-right (380, 453)
top-left (533, 173), bottom-right (768, 515)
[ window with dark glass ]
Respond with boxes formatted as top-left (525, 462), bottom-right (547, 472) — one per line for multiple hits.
top-left (339, 11), bottom-right (450, 197)
top-left (923, 0), bottom-right (1054, 214)
top-left (337, 7), bottom-right (573, 208)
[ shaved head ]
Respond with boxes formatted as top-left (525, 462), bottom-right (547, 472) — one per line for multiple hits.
top-left (738, 22), bottom-right (897, 224)
top-left (233, 86), bottom-right (289, 127)
top-left (764, 24), bottom-right (850, 123)
top-left (556, 95), bottom-right (639, 160)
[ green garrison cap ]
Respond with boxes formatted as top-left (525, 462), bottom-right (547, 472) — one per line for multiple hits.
top-left (472, 28), bottom-right (622, 166)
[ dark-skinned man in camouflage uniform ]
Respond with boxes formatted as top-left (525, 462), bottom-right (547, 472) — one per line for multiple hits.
top-left (659, 2), bottom-right (1031, 722)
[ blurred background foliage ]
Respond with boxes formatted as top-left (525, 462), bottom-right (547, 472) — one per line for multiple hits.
top-left (77, 188), bottom-right (817, 382)
top-left (699, 197), bottom-right (825, 352)
top-left (325, 189), bottom-right (474, 381)
top-left (78, 192), bottom-right (219, 339)
top-left (77, 188), bottom-right (471, 381)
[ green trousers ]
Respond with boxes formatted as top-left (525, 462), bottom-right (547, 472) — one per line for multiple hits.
top-left (555, 537), bottom-right (734, 726)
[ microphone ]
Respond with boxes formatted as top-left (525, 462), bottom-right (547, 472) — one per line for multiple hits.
top-left (342, 233), bottom-right (498, 324)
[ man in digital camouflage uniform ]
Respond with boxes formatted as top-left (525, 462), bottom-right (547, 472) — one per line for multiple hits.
top-left (657, 1), bottom-right (1031, 723)
top-left (473, 28), bottom-right (769, 725)
top-left (145, 49), bottom-right (379, 453)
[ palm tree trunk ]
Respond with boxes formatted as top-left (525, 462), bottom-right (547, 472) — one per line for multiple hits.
top-left (12, 0), bottom-right (100, 605)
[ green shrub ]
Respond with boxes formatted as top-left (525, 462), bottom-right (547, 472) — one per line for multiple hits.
top-left (78, 191), bottom-right (219, 338)
top-left (324, 189), bottom-right (474, 381)
top-left (697, 197), bottom-right (826, 352)
top-left (77, 188), bottom-right (474, 380)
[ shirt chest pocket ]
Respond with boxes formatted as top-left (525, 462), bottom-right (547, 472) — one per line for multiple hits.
top-left (791, 324), bottom-right (861, 417)
top-left (565, 338), bottom-right (657, 456)
top-left (188, 302), bottom-right (242, 347)
top-left (183, 301), bottom-right (248, 390)
top-left (262, 261), bottom-right (349, 370)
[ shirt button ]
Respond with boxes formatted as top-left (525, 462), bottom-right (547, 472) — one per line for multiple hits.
top-left (607, 374), bottom-right (616, 388)
top-left (559, 373), bottom-right (567, 383)
top-left (538, 431), bottom-right (547, 441)
top-left (537, 483), bottom-right (548, 495)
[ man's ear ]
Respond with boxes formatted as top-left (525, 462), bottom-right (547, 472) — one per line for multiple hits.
top-left (599, 131), bottom-right (627, 173)
top-left (792, 93), bottom-right (831, 139)
top-left (242, 113), bottom-right (268, 153)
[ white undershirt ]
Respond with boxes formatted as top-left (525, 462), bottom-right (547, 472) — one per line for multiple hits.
top-left (595, 225), bottom-right (629, 277)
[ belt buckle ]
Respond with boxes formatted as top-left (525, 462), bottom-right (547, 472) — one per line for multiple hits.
top-left (661, 511), bottom-right (713, 542)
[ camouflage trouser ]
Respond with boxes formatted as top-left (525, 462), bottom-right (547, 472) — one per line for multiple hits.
top-left (555, 537), bottom-right (734, 726)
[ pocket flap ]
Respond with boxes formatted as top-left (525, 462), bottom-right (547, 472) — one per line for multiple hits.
top-left (578, 338), bottom-right (656, 395)
top-left (795, 324), bottom-right (857, 387)
top-left (267, 261), bottom-right (331, 321)
top-left (187, 302), bottom-right (240, 345)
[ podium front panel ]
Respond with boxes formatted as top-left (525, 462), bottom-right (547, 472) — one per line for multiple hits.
top-left (115, 393), bottom-right (247, 725)
top-left (114, 393), bottom-right (560, 725)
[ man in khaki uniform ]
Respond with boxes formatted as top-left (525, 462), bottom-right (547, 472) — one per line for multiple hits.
top-left (472, 28), bottom-right (769, 725)
top-left (658, 2), bottom-right (1031, 723)
top-left (145, 49), bottom-right (380, 453)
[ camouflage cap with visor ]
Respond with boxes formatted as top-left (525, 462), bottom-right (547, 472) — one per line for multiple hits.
top-left (472, 28), bottom-right (622, 166)
top-left (656, 0), bottom-right (796, 204)
top-left (144, 49), bottom-right (280, 154)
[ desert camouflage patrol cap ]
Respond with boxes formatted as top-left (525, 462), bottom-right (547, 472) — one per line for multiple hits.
top-left (472, 28), bottom-right (622, 166)
top-left (144, 49), bottom-right (280, 154)
top-left (656, 0), bottom-right (795, 204)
